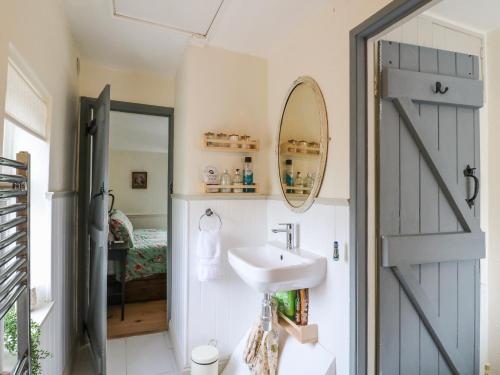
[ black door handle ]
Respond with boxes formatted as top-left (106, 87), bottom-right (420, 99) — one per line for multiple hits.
top-left (464, 165), bottom-right (479, 208)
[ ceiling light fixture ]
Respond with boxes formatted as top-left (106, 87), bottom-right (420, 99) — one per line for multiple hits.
top-left (111, 0), bottom-right (225, 39)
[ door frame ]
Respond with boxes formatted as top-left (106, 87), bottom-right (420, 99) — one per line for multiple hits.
top-left (348, 0), bottom-right (431, 373)
top-left (77, 98), bottom-right (174, 339)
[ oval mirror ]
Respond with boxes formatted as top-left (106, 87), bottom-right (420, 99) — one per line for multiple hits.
top-left (278, 76), bottom-right (328, 212)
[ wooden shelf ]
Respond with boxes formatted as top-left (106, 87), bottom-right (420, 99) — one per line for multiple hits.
top-left (282, 184), bottom-right (312, 193)
top-left (280, 143), bottom-right (320, 158)
top-left (282, 153), bottom-right (320, 160)
top-left (201, 183), bottom-right (261, 195)
top-left (278, 312), bottom-right (318, 344)
top-left (203, 137), bottom-right (259, 152)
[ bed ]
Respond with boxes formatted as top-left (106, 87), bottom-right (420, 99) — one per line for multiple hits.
top-left (109, 209), bottom-right (167, 302)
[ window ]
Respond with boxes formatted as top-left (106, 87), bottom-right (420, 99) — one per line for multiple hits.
top-left (4, 61), bottom-right (48, 139)
top-left (3, 58), bottom-right (51, 307)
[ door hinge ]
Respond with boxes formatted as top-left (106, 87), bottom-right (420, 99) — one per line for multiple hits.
top-left (87, 119), bottom-right (97, 135)
top-left (92, 184), bottom-right (106, 200)
top-left (374, 74), bottom-right (380, 99)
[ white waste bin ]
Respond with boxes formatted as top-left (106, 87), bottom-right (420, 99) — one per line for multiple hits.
top-left (191, 345), bottom-right (219, 375)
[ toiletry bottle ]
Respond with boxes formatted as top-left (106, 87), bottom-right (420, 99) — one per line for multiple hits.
top-left (295, 172), bottom-right (304, 194)
top-left (304, 172), bottom-right (314, 193)
top-left (233, 169), bottom-right (243, 193)
top-left (220, 169), bottom-right (232, 193)
top-left (243, 156), bottom-right (255, 192)
top-left (285, 159), bottom-right (294, 193)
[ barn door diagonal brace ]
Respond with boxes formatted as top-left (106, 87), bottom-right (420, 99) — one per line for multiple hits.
top-left (393, 97), bottom-right (479, 233)
top-left (393, 264), bottom-right (466, 375)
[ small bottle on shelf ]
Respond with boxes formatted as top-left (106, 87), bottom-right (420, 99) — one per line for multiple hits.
top-left (220, 169), bottom-right (232, 193)
top-left (285, 159), bottom-right (294, 193)
top-left (243, 156), bottom-right (255, 193)
top-left (233, 169), bottom-right (243, 193)
top-left (295, 172), bottom-right (304, 194)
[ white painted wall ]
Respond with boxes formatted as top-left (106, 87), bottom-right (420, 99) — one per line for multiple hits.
top-left (485, 26), bottom-right (500, 374)
top-left (173, 46), bottom-right (269, 195)
top-left (0, 0), bottom-right (79, 192)
top-left (79, 61), bottom-right (175, 107)
top-left (0, 1), bottom-right (79, 374)
top-left (109, 150), bottom-right (168, 229)
top-left (266, 0), bottom-right (390, 199)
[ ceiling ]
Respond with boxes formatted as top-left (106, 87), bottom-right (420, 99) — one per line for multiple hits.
top-left (109, 111), bottom-right (169, 153)
top-left (426, 0), bottom-right (500, 33)
top-left (64, 0), bottom-right (330, 75)
top-left (113, 0), bottom-right (223, 36)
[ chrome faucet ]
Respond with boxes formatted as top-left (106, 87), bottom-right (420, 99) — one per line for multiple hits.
top-left (271, 223), bottom-right (296, 250)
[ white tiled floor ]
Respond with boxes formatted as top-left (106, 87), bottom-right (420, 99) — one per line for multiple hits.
top-left (73, 332), bottom-right (180, 375)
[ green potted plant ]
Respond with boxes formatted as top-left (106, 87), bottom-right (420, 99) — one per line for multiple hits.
top-left (4, 308), bottom-right (51, 375)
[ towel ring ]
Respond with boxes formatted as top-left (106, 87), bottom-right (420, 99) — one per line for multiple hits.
top-left (198, 208), bottom-right (222, 231)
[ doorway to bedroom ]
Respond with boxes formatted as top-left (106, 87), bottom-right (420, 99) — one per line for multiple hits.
top-left (77, 94), bottom-right (174, 373)
top-left (106, 109), bottom-right (170, 339)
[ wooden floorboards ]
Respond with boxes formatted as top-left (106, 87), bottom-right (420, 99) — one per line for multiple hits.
top-left (107, 299), bottom-right (168, 339)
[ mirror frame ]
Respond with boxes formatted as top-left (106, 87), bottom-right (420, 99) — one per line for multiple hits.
top-left (277, 76), bottom-right (329, 213)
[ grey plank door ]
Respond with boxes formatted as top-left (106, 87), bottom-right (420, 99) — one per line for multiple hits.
top-left (86, 85), bottom-right (110, 375)
top-left (378, 41), bottom-right (485, 375)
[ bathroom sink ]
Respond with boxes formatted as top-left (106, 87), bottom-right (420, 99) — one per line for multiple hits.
top-left (228, 242), bottom-right (327, 293)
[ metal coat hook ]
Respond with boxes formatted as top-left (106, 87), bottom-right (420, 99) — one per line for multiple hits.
top-left (434, 81), bottom-right (449, 94)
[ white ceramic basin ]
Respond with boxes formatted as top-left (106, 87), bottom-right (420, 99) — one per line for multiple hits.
top-left (228, 242), bottom-right (327, 293)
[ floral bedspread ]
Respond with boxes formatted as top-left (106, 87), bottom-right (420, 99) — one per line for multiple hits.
top-left (115, 229), bottom-right (167, 281)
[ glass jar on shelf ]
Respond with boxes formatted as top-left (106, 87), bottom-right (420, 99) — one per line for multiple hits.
top-left (233, 169), bottom-right (243, 193)
top-left (304, 172), bottom-right (314, 193)
top-left (220, 169), bottom-right (232, 193)
top-left (294, 172), bottom-right (304, 194)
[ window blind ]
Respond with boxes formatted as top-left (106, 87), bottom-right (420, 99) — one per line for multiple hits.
top-left (5, 62), bottom-right (48, 138)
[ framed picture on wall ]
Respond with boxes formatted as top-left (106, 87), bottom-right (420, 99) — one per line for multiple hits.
top-left (132, 172), bottom-right (147, 189)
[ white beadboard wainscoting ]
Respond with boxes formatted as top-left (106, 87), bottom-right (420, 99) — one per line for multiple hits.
top-left (171, 198), bottom-right (189, 369)
top-left (171, 195), bottom-right (349, 374)
top-left (38, 192), bottom-right (78, 374)
top-left (267, 199), bottom-right (350, 375)
top-left (171, 197), bottom-right (265, 370)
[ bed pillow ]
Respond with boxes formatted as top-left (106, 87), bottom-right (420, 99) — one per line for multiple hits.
top-left (109, 209), bottom-right (134, 246)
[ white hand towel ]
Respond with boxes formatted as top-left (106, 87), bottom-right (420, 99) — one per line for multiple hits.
top-left (196, 230), bottom-right (222, 282)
